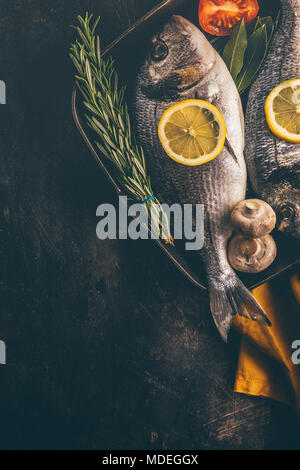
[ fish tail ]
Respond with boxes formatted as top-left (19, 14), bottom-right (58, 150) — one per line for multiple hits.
top-left (208, 273), bottom-right (271, 342)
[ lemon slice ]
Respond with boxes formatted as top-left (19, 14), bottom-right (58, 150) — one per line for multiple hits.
top-left (158, 99), bottom-right (226, 166)
top-left (265, 79), bottom-right (300, 143)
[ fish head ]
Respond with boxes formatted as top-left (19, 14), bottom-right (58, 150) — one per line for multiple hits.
top-left (272, 183), bottom-right (300, 240)
top-left (138, 15), bottom-right (216, 98)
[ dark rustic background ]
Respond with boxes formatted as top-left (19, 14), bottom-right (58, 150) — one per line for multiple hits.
top-left (0, 0), bottom-right (299, 450)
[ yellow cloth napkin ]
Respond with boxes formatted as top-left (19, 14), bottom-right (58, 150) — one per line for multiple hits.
top-left (233, 268), bottom-right (300, 416)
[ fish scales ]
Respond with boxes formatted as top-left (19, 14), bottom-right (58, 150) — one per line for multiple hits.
top-left (245, 0), bottom-right (300, 238)
top-left (133, 16), bottom-right (270, 340)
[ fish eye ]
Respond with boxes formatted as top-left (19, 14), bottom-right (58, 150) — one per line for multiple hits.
top-left (279, 204), bottom-right (294, 221)
top-left (151, 40), bottom-right (168, 61)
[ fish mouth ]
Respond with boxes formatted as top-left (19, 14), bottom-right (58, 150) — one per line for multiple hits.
top-left (171, 15), bottom-right (195, 33)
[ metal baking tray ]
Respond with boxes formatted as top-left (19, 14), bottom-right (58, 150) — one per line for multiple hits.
top-left (72, 0), bottom-right (299, 292)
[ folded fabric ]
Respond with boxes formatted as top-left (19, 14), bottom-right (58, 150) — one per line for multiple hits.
top-left (233, 268), bottom-right (300, 416)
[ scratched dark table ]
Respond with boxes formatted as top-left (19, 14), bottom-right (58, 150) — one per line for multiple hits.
top-left (0, 0), bottom-right (299, 450)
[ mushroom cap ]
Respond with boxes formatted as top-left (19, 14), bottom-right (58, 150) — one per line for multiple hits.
top-left (231, 199), bottom-right (276, 238)
top-left (228, 234), bottom-right (277, 274)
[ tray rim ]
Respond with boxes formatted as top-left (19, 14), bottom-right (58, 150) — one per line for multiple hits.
top-left (72, 0), bottom-right (300, 293)
top-left (102, 0), bottom-right (187, 56)
top-left (72, 88), bottom-right (208, 291)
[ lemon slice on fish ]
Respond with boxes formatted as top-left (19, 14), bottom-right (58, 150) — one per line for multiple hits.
top-left (265, 79), bottom-right (300, 143)
top-left (158, 99), bottom-right (226, 166)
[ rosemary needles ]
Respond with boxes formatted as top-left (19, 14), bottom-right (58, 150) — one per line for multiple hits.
top-left (70, 13), bottom-right (173, 244)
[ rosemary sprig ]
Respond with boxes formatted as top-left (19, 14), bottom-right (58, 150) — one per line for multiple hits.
top-left (70, 13), bottom-right (173, 244)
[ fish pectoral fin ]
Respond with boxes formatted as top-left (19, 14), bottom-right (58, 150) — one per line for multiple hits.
top-left (205, 97), bottom-right (240, 166)
top-left (193, 95), bottom-right (240, 166)
top-left (224, 137), bottom-right (240, 166)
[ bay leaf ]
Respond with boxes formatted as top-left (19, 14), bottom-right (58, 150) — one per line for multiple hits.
top-left (247, 16), bottom-right (273, 41)
top-left (246, 16), bottom-right (260, 36)
top-left (236, 24), bottom-right (268, 94)
top-left (259, 16), bottom-right (274, 42)
top-left (223, 19), bottom-right (247, 82)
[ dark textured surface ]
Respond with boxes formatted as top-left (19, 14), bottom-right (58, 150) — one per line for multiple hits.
top-left (0, 0), bottom-right (299, 450)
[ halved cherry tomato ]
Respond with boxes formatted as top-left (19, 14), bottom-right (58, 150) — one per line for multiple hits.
top-left (198, 0), bottom-right (259, 36)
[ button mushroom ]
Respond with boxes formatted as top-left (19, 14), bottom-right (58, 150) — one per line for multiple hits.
top-left (228, 234), bottom-right (277, 274)
top-left (231, 199), bottom-right (276, 238)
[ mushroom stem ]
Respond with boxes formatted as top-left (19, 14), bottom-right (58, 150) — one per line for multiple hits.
top-left (244, 200), bottom-right (262, 216)
top-left (240, 238), bottom-right (259, 258)
top-left (231, 199), bottom-right (276, 238)
top-left (228, 234), bottom-right (277, 274)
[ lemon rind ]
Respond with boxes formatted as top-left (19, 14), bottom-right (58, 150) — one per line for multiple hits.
top-left (158, 99), bottom-right (226, 166)
top-left (265, 79), bottom-right (300, 144)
